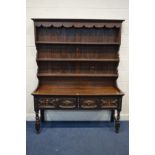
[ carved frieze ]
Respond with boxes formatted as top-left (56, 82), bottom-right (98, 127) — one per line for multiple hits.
top-left (38, 98), bottom-right (57, 108)
top-left (35, 21), bottom-right (121, 28)
top-left (80, 98), bottom-right (98, 109)
top-left (58, 98), bottom-right (76, 109)
top-left (100, 97), bottom-right (118, 108)
top-left (36, 96), bottom-right (120, 109)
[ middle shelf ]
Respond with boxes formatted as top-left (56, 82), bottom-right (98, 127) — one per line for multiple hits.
top-left (35, 41), bottom-right (120, 45)
top-left (36, 58), bottom-right (119, 62)
top-left (37, 73), bottom-right (118, 77)
top-left (37, 61), bottom-right (118, 75)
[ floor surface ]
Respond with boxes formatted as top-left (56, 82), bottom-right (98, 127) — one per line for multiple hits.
top-left (26, 121), bottom-right (129, 155)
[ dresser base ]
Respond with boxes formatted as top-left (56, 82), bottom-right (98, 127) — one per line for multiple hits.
top-left (33, 95), bottom-right (123, 133)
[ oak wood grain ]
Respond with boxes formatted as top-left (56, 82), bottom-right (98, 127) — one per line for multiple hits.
top-left (32, 19), bottom-right (124, 133)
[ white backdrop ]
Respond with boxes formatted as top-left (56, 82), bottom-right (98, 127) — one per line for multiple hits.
top-left (26, 0), bottom-right (129, 120)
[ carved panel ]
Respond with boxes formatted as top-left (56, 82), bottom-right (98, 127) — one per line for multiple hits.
top-left (100, 97), bottom-right (118, 108)
top-left (34, 21), bottom-right (122, 28)
top-left (58, 98), bottom-right (77, 109)
top-left (38, 98), bottom-right (57, 108)
top-left (79, 98), bottom-right (98, 109)
top-left (36, 96), bottom-right (120, 109)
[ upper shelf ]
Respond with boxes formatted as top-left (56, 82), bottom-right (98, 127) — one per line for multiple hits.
top-left (35, 41), bottom-right (120, 45)
top-left (32, 19), bottom-right (124, 28)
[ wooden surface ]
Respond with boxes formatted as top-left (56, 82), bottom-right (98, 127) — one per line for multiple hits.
top-left (32, 18), bottom-right (124, 97)
top-left (33, 19), bottom-right (123, 96)
top-left (36, 58), bottom-right (119, 62)
top-left (32, 19), bottom-right (124, 133)
top-left (36, 41), bottom-right (120, 45)
top-left (33, 85), bottom-right (123, 96)
top-left (37, 73), bottom-right (118, 77)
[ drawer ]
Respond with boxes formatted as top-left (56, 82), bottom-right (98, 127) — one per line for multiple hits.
top-left (79, 97), bottom-right (99, 109)
top-left (37, 97), bottom-right (77, 109)
top-left (99, 97), bottom-right (118, 108)
top-left (58, 97), bottom-right (77, 109)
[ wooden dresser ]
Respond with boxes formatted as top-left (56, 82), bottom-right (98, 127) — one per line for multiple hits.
top-left (32, 19), bottom-right (124, 133)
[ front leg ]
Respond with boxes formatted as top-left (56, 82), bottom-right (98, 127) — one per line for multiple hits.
top-left (41, 109), bottom-right (45, 122)
top-left (110, 110), bottom-right (115, 122)
top-left (115, 109), bottom-right (120, 133)
top-left (35, 109), bottom-right (40, 133)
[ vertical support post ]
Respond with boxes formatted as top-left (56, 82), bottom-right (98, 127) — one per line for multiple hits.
top-left (35, 109), bottom-right (40, 133)
top-left (114, 97), bottom-right (122, 133)
top-left (41, 109), bottom-right (45, 122)
top-left (115, 109), bottom-right (120, 133)
top-left (34, 97), bottom-right (40, 133)
top-left (110, 109), bottom-right (115, 122)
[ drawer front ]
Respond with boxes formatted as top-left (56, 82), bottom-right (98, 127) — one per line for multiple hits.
top-left (58, 97), bottom-right (77, 109)
top-left (79, 97), bottom-right (99, 109)
top-left (38, 97), bottom-right (57, 108)
top-left (99, 97), bottom-right (118, 108)
top-left (37, 97), bottom-right (77, 109)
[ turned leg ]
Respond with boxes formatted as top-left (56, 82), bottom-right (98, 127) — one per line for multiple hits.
top-left (35, 110), bottom-right (40, 133)
top-left (115, 109), bottom-right (120, 133)
top-left (110, 110), bottom-right (115, 122)
top-left (41, 109), bottom-right (45, 122)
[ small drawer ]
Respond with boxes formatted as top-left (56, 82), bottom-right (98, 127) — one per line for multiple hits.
top-left (99, 97), bottom-right (118, 108)
top-left (79, 97), bottom-right (99, 109)
top-left (58, 97), bottom-right (77, 109)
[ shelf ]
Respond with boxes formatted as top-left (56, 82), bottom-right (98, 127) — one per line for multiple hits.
top-left (36, 41), bottom-right (120, 45)
top-left (37, 58), bottom-right (119, 62)
top-left (32, 85), bottom-right (123, 96)
top-left (37, 73), bottom-right (118, 77)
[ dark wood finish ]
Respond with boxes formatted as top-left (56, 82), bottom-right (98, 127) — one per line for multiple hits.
top-left (32, 19), bottom-right (124, 133)
top-left (36, 41), bottom-right (120, 45)
top-left (33, 85), bottom-right (122, 96)
top-left (37, 58), bottom-right (119, 62)
top-left (40, 110), bottom-right (45, 122)
top-left (110, 110), bottom-right (115, 122)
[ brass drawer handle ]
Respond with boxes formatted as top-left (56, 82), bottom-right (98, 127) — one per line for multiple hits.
top-left (59, 105), bottom-right (76, 108)
top-left (59, 99), bottom-right (76, 109)
top-left (82, 100), bottom-right (96, 104)
top-left (81, 104), bottom-right (97, 108)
